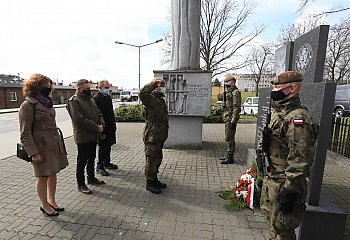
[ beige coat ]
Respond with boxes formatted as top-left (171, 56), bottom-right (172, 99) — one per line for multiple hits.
top-left (19, 97), bottom-right (68, 177)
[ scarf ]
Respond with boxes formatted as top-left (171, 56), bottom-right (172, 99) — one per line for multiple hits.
top-left (35, 94), bottom-right (53, 109)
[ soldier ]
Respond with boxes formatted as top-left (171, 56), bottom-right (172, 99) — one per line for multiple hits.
top-left (259, 71), bottom-right (319, 240)
top-left (219, 73), bottom-right (241, 164)
top-left (139, 78), bottom-right (169, 194)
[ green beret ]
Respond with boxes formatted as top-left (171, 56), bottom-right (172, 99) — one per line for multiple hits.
top-left (224, 73), bottom-right (236, 82)
top-left (271, 71), bottom-right (303, 85)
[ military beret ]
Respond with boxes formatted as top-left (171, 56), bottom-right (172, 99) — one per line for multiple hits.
top-left (224, 73), bottom-right (236, 82)
top-left (271, 71), bottom-right (303, 85)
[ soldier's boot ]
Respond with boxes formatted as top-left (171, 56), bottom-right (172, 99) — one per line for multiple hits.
top-left (219, 153), bottom-right (228, 161)
top-left (154, 178), bottom-right (167, 188)
top-left (221, 153), bottom-right (234, 164)
top-left (146, 180), bottom-right (161, 194)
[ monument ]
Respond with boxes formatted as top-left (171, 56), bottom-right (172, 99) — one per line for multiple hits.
top-left (154, 0), bottom-right (212, 149)
top-left (250, 25), bottom-right (347, 240)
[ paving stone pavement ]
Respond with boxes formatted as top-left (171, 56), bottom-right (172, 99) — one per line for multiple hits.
top-left (0, 122), bottom-right (349, 240)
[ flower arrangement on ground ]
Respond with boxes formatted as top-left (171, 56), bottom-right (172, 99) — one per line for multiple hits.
top-left (218, 162), bottom-right (263, 211)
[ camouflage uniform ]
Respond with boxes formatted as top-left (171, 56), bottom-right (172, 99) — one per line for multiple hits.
top-left (260, 72), bottom-right (319, 240)
top-left (222, 84), bottom-right (241, 155)
top-left (139, 80), bottom-right (169, 181)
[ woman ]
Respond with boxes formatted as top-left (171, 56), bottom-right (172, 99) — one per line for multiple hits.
top-left (19, 73), bottom-right (69, 217)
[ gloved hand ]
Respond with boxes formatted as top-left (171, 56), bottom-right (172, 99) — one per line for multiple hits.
top-left (277, 188), bottom-right (299, 213)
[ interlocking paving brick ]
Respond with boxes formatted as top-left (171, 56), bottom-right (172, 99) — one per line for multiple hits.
top-left (0, 122), bottom-right (349, 239)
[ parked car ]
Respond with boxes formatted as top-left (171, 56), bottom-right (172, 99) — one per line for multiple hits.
top-left (120, 90), bottom-right (131, 102)
top-left (333, 84), bottom-right (350, 117)
top-left (242, 97), bottom-right (259, 116)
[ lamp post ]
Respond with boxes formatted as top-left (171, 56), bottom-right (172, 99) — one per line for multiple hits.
top-left (114, 38), bottom-right (163, 90)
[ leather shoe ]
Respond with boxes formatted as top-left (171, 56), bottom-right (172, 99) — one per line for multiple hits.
top-left (40, 207), bottom-right (59, 217)
top-left (87, 177), bottom-right (105, 185)
top-left (97, 168), bottom-right (109, 176)
top-left (105, 163), bottom-right (118, 169)
top-left (48, 203), bottom-right (65, 212)
top-left (146, 180), bottom-right (161, 194)
top-left (78, 185), bottom-right (92, 194)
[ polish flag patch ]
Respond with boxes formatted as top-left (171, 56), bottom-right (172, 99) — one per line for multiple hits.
top-left (293, 119), bottom-right (304, 125)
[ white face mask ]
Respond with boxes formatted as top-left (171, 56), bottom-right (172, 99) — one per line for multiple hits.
top-left (160, 87), bottom-right (166, 94)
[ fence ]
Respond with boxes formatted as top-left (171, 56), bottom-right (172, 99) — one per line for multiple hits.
top-left (328, 116), bottom-right (350, 158)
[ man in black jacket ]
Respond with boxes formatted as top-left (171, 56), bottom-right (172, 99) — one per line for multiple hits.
top-left (94, 80), bottom-right (118, 176)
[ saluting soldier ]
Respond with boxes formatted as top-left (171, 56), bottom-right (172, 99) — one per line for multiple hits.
top-left (259, 71), bottom-right (319, 240)
top-left (139, 78), bottom-right (169, 194)
top-left (219, 73), bottom-right (241, 164)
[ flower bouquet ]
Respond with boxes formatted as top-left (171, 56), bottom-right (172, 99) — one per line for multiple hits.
top-left (218, 162), bottom-right (263, 211)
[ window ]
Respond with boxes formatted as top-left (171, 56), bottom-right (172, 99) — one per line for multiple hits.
top-left (9, 92), bottom-right (17, 101)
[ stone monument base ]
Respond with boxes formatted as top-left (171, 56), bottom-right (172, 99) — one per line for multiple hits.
top-left (297, 195), bottom-right (347, 240)
top-left (164, 115), bottom-right (203, 149)
top-left (246, 148), bottom-right (256, 166)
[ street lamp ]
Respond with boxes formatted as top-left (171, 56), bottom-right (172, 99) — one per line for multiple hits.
top-left (114, 38), bottom-right (163, 91)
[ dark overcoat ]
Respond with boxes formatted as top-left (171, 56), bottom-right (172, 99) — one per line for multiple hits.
top-left (93, 91), bottom-right (117, 146)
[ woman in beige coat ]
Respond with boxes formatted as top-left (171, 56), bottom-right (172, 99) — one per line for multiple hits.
top-left (19, 74), bottom-right (68, 217)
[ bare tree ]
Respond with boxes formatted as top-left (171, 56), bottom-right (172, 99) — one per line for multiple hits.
top-left (324, 19), bottom-right (350, 83)
top-left (160, 31), bottom-right (172, 67)
top-left (161, 0), bottom-right (264, 77)
top-left (276, 15), bottom-right (325, 46)
top-left (200, 0), bottom-right (264, 77)
top-left (297, 0), bottom-right (350, 16)
top-left (246, 43), bottom-right (275, 96)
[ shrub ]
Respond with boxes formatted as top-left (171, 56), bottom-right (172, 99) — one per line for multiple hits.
top-left (203, 104), bottom-right (224, 123)
top-left (114, 104), bottom-right (145, 122)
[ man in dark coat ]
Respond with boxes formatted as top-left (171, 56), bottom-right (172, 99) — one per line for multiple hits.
top-left (67, 79), bottom-right (105, 194)
top-left (94, 80), bottom-right (118, 176)
top-left (139, 78), bottom-right (169, 194)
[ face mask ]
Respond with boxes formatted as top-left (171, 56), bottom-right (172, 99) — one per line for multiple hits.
top-left (40, 87), bottom-right (51, 97)
top-left (82, 88), bottom-right (91, 96)
top-left (102, 88), bottom-right (110, 96)
top-left (160, 87), bottom-right (166, 94)
top-left (270, 86), bottom-right (291, 101)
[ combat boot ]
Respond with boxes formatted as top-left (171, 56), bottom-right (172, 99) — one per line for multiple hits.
top-left (154, 178), bottom-right (167, 188)
top-left (146, 180), bottom-right (161, 194)
top-left (219, 153), bottom-right (228, 161)
top-left (221, 153), bottom-right (234, 164)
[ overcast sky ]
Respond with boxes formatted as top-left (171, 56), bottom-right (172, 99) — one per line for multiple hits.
top-left (0, 0), bottom-right (348, 89)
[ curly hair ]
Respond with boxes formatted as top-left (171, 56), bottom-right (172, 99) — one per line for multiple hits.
top-left (23, 73), bottom-right (53, 97)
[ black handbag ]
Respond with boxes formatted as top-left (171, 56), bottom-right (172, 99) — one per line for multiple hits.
top-left (16, 143), bottom-right (32, 162)
top-left (17, 102), bottom-right (36, 162)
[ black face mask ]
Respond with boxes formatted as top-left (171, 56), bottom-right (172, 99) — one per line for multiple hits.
top-left (271, 86), bottom-right (291, 101)
top-left (40, 87), bottom-right (51, 97)
top-left (82, 89), bottom-right (91, 96)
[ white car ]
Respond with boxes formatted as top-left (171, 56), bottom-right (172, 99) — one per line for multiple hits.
top-left (242, 97), bottom-right (259, 116)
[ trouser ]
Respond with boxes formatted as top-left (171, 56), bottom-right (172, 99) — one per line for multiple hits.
top-left (260, 177), bottom-right (306, 240)
top-left (144, 142), bottom-right (164, 180)
top-left (97, 144), bottom-right (111, 170)
top-left (76, 140), bottom-right (97, 186)
top-left (225, 122), bottom-right (237, 154)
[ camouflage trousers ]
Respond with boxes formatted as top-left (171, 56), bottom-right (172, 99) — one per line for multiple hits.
top-left (144, 142), bottom-right (164, 180)
top-left (260, 177), bottom-right (306, 240)
top-left (225, 122), bottom-right (236, 154)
